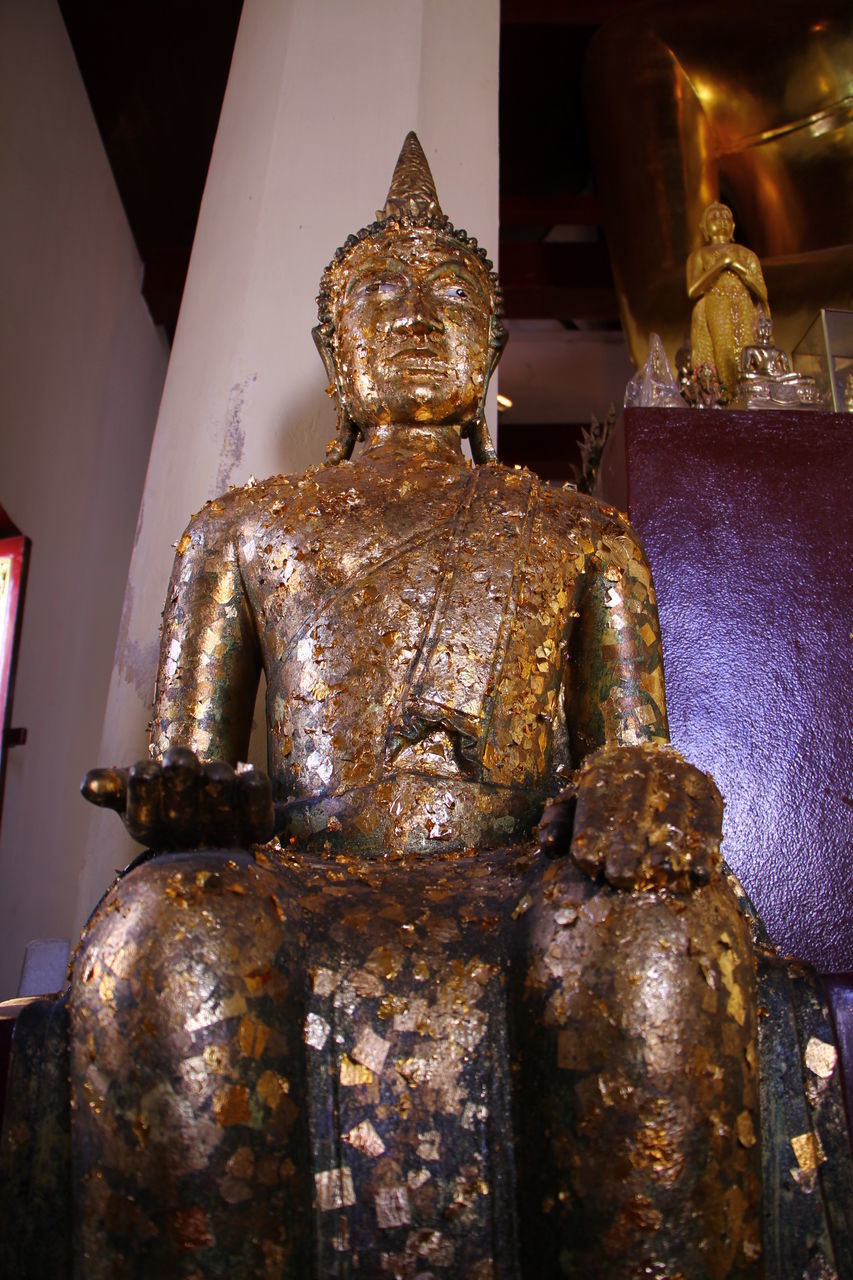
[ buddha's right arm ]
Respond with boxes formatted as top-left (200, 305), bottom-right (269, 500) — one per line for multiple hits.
top-left (151, 499), bottom-right (261, 764)
top-left (82, 499), bottom-right (273, 848)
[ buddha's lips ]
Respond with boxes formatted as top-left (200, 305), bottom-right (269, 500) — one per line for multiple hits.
top-left (388, 346), bottom-right (446, 369)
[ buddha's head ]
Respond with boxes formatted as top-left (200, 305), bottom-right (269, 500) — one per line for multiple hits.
top-left (315, 133), bottom-right (506, 463)
top-left (700, 202), bottom-right (735, 245)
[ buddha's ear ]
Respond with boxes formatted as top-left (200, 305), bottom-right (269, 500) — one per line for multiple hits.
top-left (312, 324), bottom-right (337, 385)
top-left (483, 320), bottom-right (509, 400)
top-left (487, 319), bottom-right (509, 375)
top-left (313, 325), bottom-right (360, 466)
top-left (466, 321), bottom-right (508, 466)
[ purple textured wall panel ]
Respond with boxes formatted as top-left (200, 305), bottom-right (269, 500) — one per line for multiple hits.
top-left (607, 408), bottom-right (852, 971)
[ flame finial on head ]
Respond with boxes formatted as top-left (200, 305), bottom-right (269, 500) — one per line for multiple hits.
top-left (379, 132), bottom-right (443, 223)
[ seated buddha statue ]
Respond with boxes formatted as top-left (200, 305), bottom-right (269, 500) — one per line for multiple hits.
top-left (6, 134), bottom-right (851, 1280)
top-left (733, 311), bottom-right (819, 409)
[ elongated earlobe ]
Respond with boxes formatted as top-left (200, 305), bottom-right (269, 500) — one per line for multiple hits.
top-left (313, 324), bottom-right (362, 466)
top-left (464, 320), bottom-right (507, 466)
top-left (468, 414), bottom-right (498, 464)
top-left (325, 419), bottom-right (359, 464)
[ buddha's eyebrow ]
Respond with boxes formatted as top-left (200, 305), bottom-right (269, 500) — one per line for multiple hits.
top-left (344, 257), bottom-right (408, 299)
top-left (425, 260), bottom-right (485, 292)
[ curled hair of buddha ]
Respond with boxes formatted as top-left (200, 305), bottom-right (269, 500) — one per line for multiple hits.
top-left (315, 133), bottom-right (505, 465)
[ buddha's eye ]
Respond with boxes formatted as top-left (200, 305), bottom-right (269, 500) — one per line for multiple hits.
top-left (356, 277), bottom-right (403, 300)
top-left (434, 280), bottom-right (472, 303)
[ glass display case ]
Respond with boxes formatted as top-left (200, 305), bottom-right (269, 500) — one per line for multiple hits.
top-left (792, 309), bottom-right (853, 411)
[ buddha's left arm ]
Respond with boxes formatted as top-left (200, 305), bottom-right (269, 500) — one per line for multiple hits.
top-left (567, 520), bottom-right (668, 761)
top-left (539, 518), bottom-right (723, 891)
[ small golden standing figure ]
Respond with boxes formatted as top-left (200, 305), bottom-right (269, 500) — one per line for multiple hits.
top-left (686, 202), bottom-right (769, 403)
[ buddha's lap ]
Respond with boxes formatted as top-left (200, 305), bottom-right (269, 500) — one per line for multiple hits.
top-left (70, 840), bottom-right (756, 1115)
top-left (67, 841), bottom-right (760, 1271)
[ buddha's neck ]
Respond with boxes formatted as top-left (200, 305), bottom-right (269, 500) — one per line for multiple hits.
top-left (360, 421), bottom-right (468, 467)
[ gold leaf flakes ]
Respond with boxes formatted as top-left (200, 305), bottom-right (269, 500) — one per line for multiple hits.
top-left (805, 1037), bottom-right (837, 1079)
top-left (312, 966), bottom-right (338, 997)
top-left (408, 1228), bottom-right (454, 1265)
top-left (350, 969), bottom-right (385, 998)
top-left (213, 1084), bottom-right (250, 1127)
top-left (727, 985), bottom-right (746, 1028)
top-left (791, 1130), bottom-right (826, 1171)
top-left (352, 1026), bottom-right (391, 1074)
top-left (344, 1119), bottom-right (385, 1157)
top-left (512, 892), bottom-right (532, 919)
top-left (396, 1055), bottom-right (429, 1086)
top-left (305, 1012), bottom-right (330, 1051)
top-left (315, 1166), bottom-right (356, 1212)
top-left (220, 991), bottom-right (248, 1019)
top-left (366, 944), bottom-right (404, 980)
top-left (735, 1110), bottom-right (757, 1148)
top-left (461, 1102), bottom-right (488, 1130)
top-left (426, 916), bottom-right (460, 944)
top-left (790, 1166), bottom-right (818, 1193)
top-left (416, 1130), bottom-right (440, 1161)
top-left (202, 1044), bottom-right (228, 1074)
top-left (237, 1014), bottom-right (270, 1059)
top-left (256, 1070), bottom-right (290, 1109)
top-left (340, 1054), bottom-right (374, 1086)
top-left (375, 1185), bottom-right (411, 1229)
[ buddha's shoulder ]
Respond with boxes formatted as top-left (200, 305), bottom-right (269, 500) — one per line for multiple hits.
top-left (488, 463), bottom-right (636, 543)
top-left (179, 466), bottom-right (332, 540)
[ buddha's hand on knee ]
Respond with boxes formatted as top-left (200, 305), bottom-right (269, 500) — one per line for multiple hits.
top-left (552, 742), bottom-right (723, 892)
top-left (81, 746), bottom-right (276, 850)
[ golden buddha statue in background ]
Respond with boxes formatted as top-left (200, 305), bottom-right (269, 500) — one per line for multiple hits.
top-left (687, 202), bottom-right (768, 401)
top-left (585, 0), bottom-right (853, 374)
top-left (65, 135), bottom-right (767, 1278)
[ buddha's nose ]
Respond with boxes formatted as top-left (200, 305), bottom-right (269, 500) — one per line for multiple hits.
top-left (398, 288), bottom-right (443, 337)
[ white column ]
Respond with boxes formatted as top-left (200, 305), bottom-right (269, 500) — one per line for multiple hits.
top-left (77, 0), bottom-right (500, 920)
top-left (0, 1), bottom-right (169, 993)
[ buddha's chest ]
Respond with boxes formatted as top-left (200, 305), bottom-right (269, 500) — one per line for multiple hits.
top-left (240, 467), bottom-right (586, 794)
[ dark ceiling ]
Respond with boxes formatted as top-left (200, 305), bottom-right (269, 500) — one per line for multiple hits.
top-left (59, 0), bottom-right (641, 344)
top-left (58, 0), bottom-right (243, 340)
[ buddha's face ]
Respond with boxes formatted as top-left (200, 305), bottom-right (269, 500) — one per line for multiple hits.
top-left (331, 230), bottom-right (493, 434)
top-left (702, 204), bottom-right (734, 243)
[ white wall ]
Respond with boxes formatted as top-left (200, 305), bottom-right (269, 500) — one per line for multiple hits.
top-left (77, 0), bottom-right (501, 918)
top-left (0, 1), bottom-right (168, 994)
